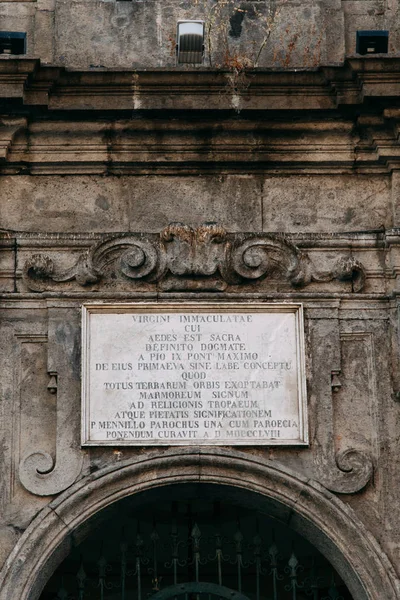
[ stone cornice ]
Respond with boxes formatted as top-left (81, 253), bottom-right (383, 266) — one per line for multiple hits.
top-left (0, 111), bottom-right (400, 175)
top-left (0, 57), bottom-right (400, 112)
top-left (3, 58), bottom-right (400, 173)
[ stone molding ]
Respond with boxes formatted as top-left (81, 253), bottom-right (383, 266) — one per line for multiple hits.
top-left (0, 449), bottom-right (399, 600)
top-left (0, 58), bottom-right (400, 111)
top-left (2, 113), bottom-right (400, 175)
top-left (22, 223), bottom-right (366, 293)
top-left (3, 60), bottom-right (400, 174)
top-left (0, 117), bottom-right (27, 161)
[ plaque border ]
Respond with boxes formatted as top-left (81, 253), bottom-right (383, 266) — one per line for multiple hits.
top-left (81, 302), bottom-right (308, 447)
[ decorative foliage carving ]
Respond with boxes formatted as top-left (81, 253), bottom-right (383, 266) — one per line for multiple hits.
top-left (161, 222), bottom-right (227, 277)
top-left (24, 254), bottom-right (54, 280)
top-left (312, 257), bottom-right (366, 293)
top-left (23, 223), bottom-right (367, 293)
top-left (24, 252), bottom-right (99, 292)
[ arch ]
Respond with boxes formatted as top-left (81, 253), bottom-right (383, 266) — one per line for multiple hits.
top-left (0, 448), bottom-right (399, 600)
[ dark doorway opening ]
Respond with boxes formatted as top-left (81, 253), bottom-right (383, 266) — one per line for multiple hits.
top-left (40, 484), bottom-right (352, 600)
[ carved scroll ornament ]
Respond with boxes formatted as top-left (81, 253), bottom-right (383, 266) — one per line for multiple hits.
top-left (23, 223), bottom-right (366, 293)
top-left (328, 448), bottom-right (373, 494)
top-left (311, 320), bottom-right (374, 495)
top-left (18, 314), bottom-right (83, 497)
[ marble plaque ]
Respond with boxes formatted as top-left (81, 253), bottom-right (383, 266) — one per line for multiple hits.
top-left (82, 303), bottom-right (308, 446)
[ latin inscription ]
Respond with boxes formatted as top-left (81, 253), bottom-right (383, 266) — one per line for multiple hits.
top-left (82, 305), bottom-right (308, 445)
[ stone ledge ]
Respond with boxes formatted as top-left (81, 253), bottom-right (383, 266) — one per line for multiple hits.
top-left (0, 57), bottom-right (400, 111)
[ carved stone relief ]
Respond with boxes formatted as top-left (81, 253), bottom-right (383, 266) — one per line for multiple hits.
top-left (334, 333), bottom-right (379, 457)
top-left (23, 223), bottom-right (366, 293)
top-left (14, 224), bottom-right (372, 497)
top-left (14, 335), bottom-right (56, 497)
top-left (309, 312), bottom-right (374, 494)
top-left (18, 308), bottom-right (83, 496)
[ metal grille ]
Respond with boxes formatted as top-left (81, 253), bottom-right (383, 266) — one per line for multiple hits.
top-left (40, 499), bottom-right (351, 600)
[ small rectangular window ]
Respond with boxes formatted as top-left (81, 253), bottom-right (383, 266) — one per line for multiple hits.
top-left (0, 32), bottom-right (26, 55)
top-left (356, 30), bottom-right (389, 55)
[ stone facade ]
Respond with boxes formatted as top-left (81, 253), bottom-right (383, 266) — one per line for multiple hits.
top-left (0, 0), bottom-right (399, 69)
top-left (2, 1), bottom-right (400, 599)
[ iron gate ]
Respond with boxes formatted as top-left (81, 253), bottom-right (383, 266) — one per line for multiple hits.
top-left (149, 582), bottom-right (252, 600)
